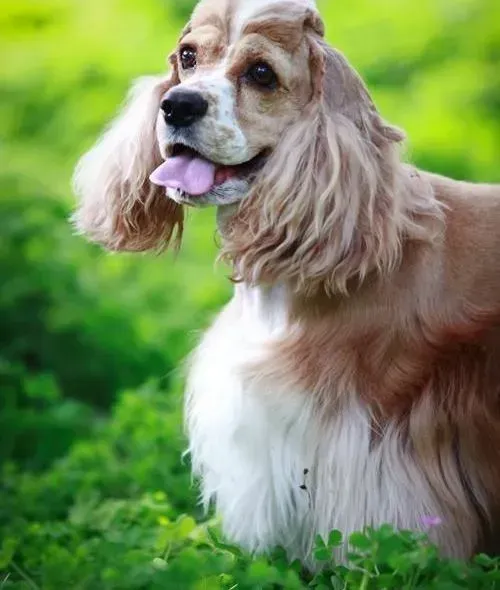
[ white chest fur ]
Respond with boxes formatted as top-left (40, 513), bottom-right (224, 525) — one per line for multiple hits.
top-left (185, 284), bottom-right (474, 564)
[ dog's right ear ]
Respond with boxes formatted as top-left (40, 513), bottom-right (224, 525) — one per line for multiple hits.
top-left (72, 72), bottom-right (183, 252)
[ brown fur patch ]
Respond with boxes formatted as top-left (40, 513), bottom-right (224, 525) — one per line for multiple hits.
top-left (243, 3), bottom-right (323, 52)
top-left (241, 173), bottom-right (500, 553)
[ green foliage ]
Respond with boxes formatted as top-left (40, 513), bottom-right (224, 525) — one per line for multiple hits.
top-left (2, 385), bottom-right (500, 589)
top-left (1, 0), bottom-right (499, 587)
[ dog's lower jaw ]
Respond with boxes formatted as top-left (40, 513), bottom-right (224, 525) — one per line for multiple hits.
top-left (185, 282), bottom-right (480, 568)
top-left (165, 179), bottom-right (250, 207)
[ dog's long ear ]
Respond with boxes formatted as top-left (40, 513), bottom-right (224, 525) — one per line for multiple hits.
top-left (223, 17), bottom-right (433, 295)
top-left (72, 73), bottom-right (183, 252)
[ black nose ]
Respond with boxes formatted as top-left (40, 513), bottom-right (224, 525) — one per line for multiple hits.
top-left (161, 90), bottom-right (209, 128)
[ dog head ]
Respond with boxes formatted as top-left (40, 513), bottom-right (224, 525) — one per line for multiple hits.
top-left (74, 0), bottom-right (424, 293)
top-left (150, 0), bottom-right (326, 208)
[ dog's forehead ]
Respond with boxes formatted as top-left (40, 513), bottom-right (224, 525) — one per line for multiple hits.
top-left (189, 0), bottom-right (317, 43)
top-left (232, 0), bottom-right (316, 23)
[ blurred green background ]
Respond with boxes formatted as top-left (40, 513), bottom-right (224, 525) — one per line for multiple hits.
top-left (1, 0), bottom-right (499, 587)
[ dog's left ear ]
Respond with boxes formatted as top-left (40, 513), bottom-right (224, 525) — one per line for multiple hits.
top-left (305, 14), bottom-right (405, 146)
top-left (223, 17), bottom-right (413, 295)
top-left (72, 72), bottom-right (183, 252)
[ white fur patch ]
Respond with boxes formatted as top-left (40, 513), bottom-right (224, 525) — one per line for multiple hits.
top-left (186, 284), bottom-right (476, 566)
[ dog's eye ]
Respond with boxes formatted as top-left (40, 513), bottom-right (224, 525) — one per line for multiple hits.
top-left (245, 62), bottom-right (278, 90)
top-left (180, 46), bottom-right (197, 70)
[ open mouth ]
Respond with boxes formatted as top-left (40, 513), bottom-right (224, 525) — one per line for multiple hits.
top-left (149, 143), bottom-right (266, 199)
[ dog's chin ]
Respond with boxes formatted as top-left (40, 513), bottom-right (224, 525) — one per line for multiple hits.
top-left (166, 178), bottom-right (251, 208)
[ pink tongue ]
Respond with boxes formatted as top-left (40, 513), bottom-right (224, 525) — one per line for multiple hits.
top-left (150, 154), bottom-right (216, 196)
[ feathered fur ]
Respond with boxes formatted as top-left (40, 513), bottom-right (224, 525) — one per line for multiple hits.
top-left (73, 75), bottom-right (183, 251)
top-left (222, 43), bottom-right (443, 295)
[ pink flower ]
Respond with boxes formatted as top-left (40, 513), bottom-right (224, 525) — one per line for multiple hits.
top-left (421, 515), bottom-right (443, 529)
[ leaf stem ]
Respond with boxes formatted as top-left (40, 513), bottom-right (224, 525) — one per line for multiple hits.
top-left (10, 561), bottom-right (40, 590)
top-left (359, 571), bottom-right (370, 590)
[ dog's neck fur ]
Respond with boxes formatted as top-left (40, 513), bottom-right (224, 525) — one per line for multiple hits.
top-left (217, 165), bottom-right (443, 304)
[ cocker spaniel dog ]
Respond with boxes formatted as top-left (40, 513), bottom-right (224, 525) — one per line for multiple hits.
top-left (73, 0), bottom-right (500, 566)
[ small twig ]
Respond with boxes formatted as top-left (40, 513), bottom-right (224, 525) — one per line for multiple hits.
top-left (9, 562), bottom-right (40, 590)
top-left (1, 573), bottom-right (11, 588)
top-left (359, 571), bottom-right (370, 590)
top-left (162, 540), bottom-right (172, 561)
